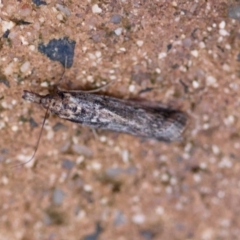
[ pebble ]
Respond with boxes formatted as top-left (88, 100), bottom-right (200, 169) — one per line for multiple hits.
top-left (110, 14), bottom-right (122, 24)
top-left (155, 206), bottom-right (164, 215)
top-left (192, 80), bottom-right (199, 89)
top-left (52, 188), bottom-right (65, 205)
top-left (56, 4), bottom-right (71, 16)
top-left (114, 27), bottom-right (122, 36)
top-left (206, 76), bottom-right (217, 87)
top-left (132, 213), bottom-right (145, 224)
top-left (114, 210), bottom-right (127, 226)
top-left (182, 38), bottom-right (192, 48)
top-left (219, 21), bottom-right (226, 29)
top-left (32, 0), bottom-right (46, 6)
top-left (191, 50), bottom-right (199, 57)
top-left (212, 145), bottom-right (220, 155)
top-left (38, 37), bottom-right (76, 68)
top-left (228, 4), bottom-right (240, 20)
top-left (92, 4), bottom-right (102, 13)
top-left (122, 149), bottom-right (129, 163)
top-left (19, 4), bottom-right (31, 17)
top-left (20, 61), bottom-right (30, 73)
top-left (224, 115), bottom-right (235, 126)
top-left (129, 84), bottom-right (135, 92)
top-left (158, 52), bottom-right (167, 59)
top-left (4, 62), bottom-right (14, 75)
top-left (1, 20), bottom-right (15, 32)
top-left (72, 144), bottom-right (93, 157)
top-left (62, 159), bottom-right (75, 170)
top-left (136, 40), bottom-right (144, 47)
top-left (218, 157), bottom-right (232, 168)
top-left (219, 29), bottom-right (229, 36)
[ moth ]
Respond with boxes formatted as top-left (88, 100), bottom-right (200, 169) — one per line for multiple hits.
top-left (22, 89), bottom-right (187, 142)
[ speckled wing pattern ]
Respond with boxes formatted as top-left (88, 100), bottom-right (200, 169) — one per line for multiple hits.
top-left (22, 90), bottom-right (187, 142)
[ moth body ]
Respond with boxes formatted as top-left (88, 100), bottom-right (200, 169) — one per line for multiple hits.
top-left (22, 90), bottom-right (187, 142)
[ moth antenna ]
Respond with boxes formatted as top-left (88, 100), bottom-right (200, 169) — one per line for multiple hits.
top-left (56, 56), bottom-right (116, 93)
top-left (13, 105), bottom-right (50, 168)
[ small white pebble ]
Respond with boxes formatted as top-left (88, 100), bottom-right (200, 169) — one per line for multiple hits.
top-left (158, 52), bottom-right (167, 59)
top-left (193, 174), bottom-right (201, 182)
top-left (200, 162), bottom-right (207, 169)
top-left (219, 21), bottom-right (226, 29)
top-left (184, 143), bottom-right (192, 152)
top-left (219, 29), bottom-right (229, 36)
top-left (161, 173), bottom-right (169, 182)
top-left (192, 80), bottom-right (199, 89)
top-left (199, 41), bottom-right (206, 48)
top-left (84, 184), bottom-right (92, 192)
top-left (92, 4), bottom-right (102, 13)
top-left (59, 172), bottom-right (67, 183)
top-left (11, 125), bottom-right (18, 131)
top-left (40, 82), bottom-right (48, 87)
top-left (191, 50), bottom-right (199, 57)
top-left (155, 206), bottom-right (164, 215)
top-left (57, 13), bottom-right (64, 21)
top-left (203, 123), bottom-right (209, 130)
top-left (46, 130), bottom-right (54, 140)
top-left (29, 45), bottom-right (35, 51)
top-left (136, 40), bottom-right (144, 47)
top-left (122, 150), bottom-right (129, 163)
top-left (20, 36), bottom-right (28, 45)
top-left (2, 176), bottom-right (9, 185)
top-left (20, 61), bottom-right (30, 73)
top-left (222, 64), bottom-right (230, 72)
top-left (218, 157), bottom-right (232, 168)
top-left (179, 65), bottom-right (187, 72)
top-left (114, 27), bottom-right (122, 36)
top-left (95, 51), bottom-right (102, 58)
top-left (91, 162), bottom-right (102, 171)
top-left (132, 214), bottom-right (145, 224)
top-left (170, 177), bottom-right (177, 185)
top-left (100, 135), bottom-right (107, 142)
top-left (76, 156), bottom-right (85, 164)
top-left (206, 76), bottom-right (217, 87)
top-left (129, 84), bottom-right (135, 92)
top-left (109, 75), bottom-right (116, 80)
top-left (217, 191), bottom-right (225, 198)
top-left (39, 17), bottom-right (45, 23)
top-left (155, 68), bottom-right (161, 74)
top-left (1, 20), bottom-right (15, 32)
top-left (224, 115), bottom-right (235, 126)
top-left (212, 145), bottom-right (220, 155)
top-left (119, 47), bottom-right (126, 52)
top-left (225, 44), bottom-right (231, 50)
top-left (4, 62), bottom-right (14, 75)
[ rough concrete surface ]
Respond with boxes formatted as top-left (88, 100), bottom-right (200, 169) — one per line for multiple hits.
top-left (0, 0), bottom-right (240, 239)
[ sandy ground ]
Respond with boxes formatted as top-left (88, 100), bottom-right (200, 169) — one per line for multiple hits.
top-left (0, 0), bottom-right (240, 239)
